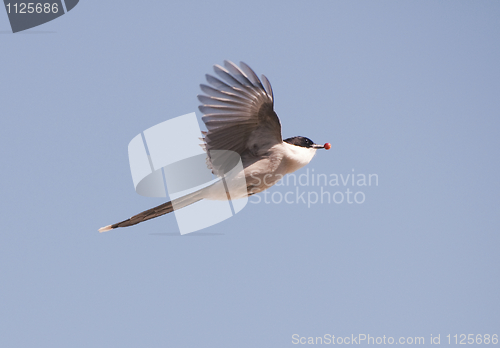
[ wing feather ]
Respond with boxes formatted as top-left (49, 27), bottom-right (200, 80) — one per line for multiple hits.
top-left (199, 105), bottom-right (252, 115)
top-left (261, 74), bottom-right (274, 102)
top-left (213, 65), bottom-right (255, 94)
top-left (223, 61), bottom-right (259, 91)
top-left (205, 75), bottom-right (254, 100)
top-left (197, 95), bottom-right (248, 107)
top-left (239, 61), bottom-right (266, 91)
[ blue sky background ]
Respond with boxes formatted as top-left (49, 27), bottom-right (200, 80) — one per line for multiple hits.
top-left (1, 1), bottom-right (499, 347)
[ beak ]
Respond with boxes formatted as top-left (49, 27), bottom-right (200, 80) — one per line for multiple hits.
top-left (313, 143), bottom-right (331, 150)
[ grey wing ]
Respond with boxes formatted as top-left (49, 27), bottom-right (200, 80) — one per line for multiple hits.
top-left (198, 61), bottom-right (282, 175)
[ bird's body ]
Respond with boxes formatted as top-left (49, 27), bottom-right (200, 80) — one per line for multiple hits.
top-left (99, 61), bottom-right (329, 232)
top-left (240, 141), bottom-right (319, 196)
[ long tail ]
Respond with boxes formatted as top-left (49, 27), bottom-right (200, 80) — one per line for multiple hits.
top-left (98, 189), bottom-right (205, 232)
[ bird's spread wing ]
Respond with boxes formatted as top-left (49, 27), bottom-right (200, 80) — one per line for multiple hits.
top-left (198, 61), bottom-right (282, 175)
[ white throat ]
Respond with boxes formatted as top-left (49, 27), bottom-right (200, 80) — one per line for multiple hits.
top-left (281, 142), bottom-right (317, 174)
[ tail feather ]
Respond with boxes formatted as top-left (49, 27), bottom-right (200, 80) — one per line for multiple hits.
top-left (99, 189), bottom-right (205, 232)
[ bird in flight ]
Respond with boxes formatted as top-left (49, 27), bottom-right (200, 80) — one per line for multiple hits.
top-left (99, 61), bottom-right (330, 232)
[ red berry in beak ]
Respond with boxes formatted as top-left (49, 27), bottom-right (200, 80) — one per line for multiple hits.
top-left (324, 143), bottom-right (331, 150)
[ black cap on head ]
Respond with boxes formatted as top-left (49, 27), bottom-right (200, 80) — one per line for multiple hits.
top-left (284, 136), bottom-right (315, 148)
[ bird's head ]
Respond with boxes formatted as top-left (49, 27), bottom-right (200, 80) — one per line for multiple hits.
top-left (284, 136), bottom-right (331, 150)
top-left (282, 136), bottom-right (331, 172)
